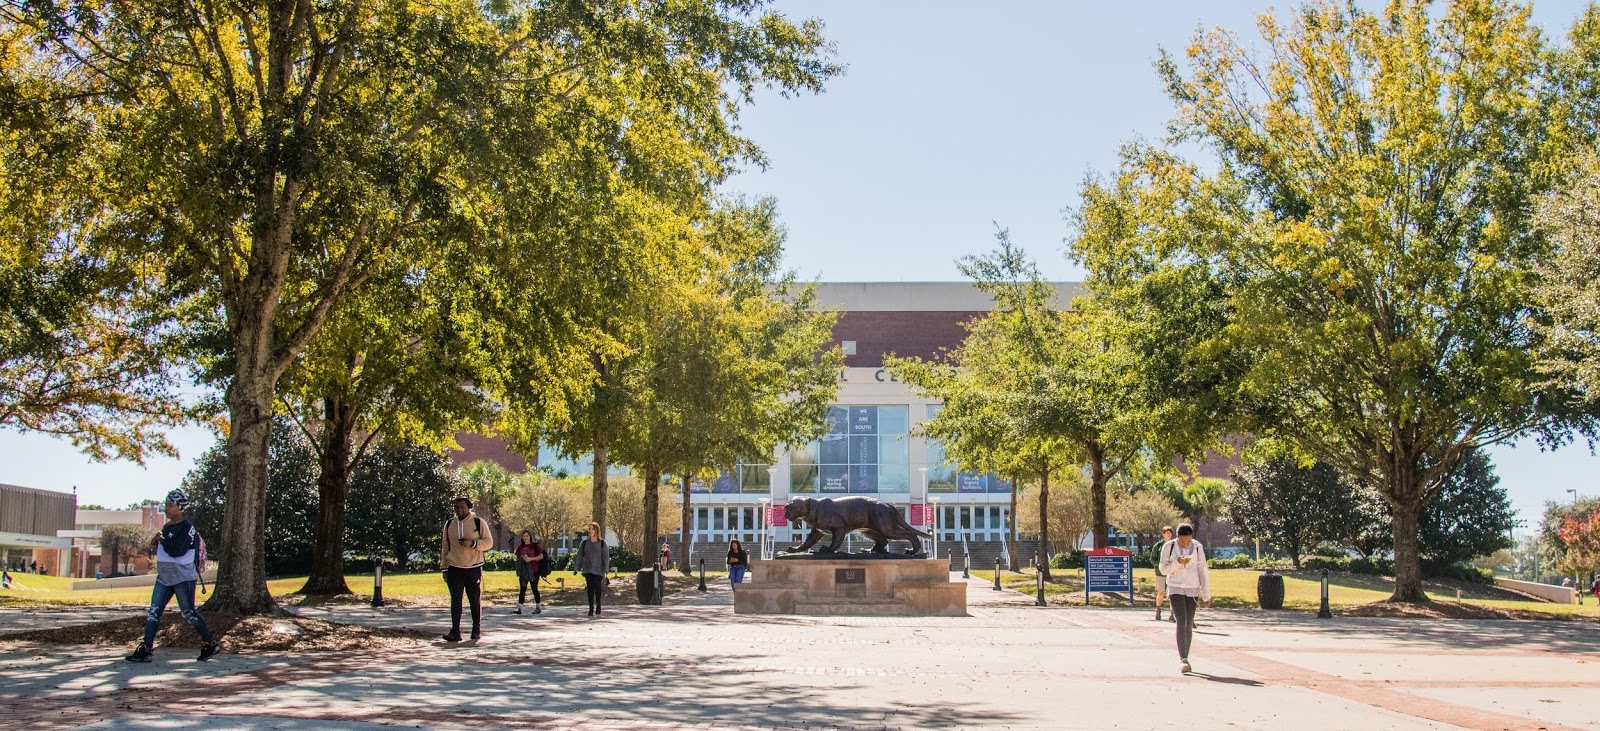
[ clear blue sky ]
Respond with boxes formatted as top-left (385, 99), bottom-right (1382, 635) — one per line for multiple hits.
top-left (1, 1), bottom-right (1595, 535)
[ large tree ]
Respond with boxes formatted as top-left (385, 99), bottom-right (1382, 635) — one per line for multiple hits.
top-left (2, 0), bottom-right (837, 614)
top-left (1228, 456), bottom-right (1365, 568)
top-left (1150, 0), bottom-right (1599, 602)
top-left (183, 420), bottom-right (319, 577)
top-left (1533, 150), bottom-right (1600, 404)
top-left (344, 441), bottom-right (462, 572)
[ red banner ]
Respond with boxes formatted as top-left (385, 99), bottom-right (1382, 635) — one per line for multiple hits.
top-left (910, 504), bottom-right (929, 527)
top-left (767, 506), bottom-right (786, 526)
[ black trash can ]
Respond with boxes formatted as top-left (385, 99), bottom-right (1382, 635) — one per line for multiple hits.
top-left (1257, 570), bottom-right (1285, 610)
top-left (636, 567), bottom-right (659, 605)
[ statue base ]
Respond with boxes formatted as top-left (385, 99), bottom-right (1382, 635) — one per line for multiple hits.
top-left (733, 557), bottom-right (966, 617)
top-left (774, 550), bottom-right (928, 560)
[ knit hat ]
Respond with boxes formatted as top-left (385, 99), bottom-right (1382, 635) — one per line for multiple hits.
top-left (166, 489), bottom-right (190, 510)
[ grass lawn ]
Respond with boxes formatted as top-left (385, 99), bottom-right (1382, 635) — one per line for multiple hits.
top-left (0, 569), bottom-right (724, 608)
top-left (971, 567), bottom-right (1600, 619)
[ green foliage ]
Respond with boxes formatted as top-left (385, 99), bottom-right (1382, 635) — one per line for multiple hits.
top-left (344, 441), bottom-right (462, 571)
top-left (1541, 496), bottom-right (1600, 576)
top-left (182, 421), bottom-right (319, 577)
top-left (1049, 550), bottom-right (1085, 570)
top-left (1228, 457), bottom-right (1367, 568)
top-left (481, 550), bottom-right (518, 573)
top-left (1533, 151), bottom-right (1600, 403)
top-left (1181, 477), bottom-right (1230, 547)
top-left (609, 547), bottom-right (644, 573)
top-left (1417, 450), bottom-right (1515, 567)
top-left (98, 524), bottom-right (154, 576)
top-left (457, 461), bottom-right (519, 536)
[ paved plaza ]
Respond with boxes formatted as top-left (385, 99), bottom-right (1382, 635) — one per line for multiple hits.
top-left (0, 577), bottom-right (1595, 730)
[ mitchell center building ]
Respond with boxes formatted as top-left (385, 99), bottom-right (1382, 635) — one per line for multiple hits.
top-left (675, 281), bottom-right (1079, 554)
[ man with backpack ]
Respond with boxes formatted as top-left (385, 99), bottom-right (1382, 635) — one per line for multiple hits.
top-left (1150, 526), bottom-right (1174, 622)
top-left (126, 489), bottom-right (218, 663)
top-left (440, 496), bottom-right (492, 642)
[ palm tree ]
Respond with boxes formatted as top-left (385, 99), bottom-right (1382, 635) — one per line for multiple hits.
top-left (1182, 477), bottom-right (1230, 548)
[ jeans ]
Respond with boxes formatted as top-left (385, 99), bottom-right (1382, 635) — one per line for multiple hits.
top-left (517, 574), bottom-right (541, 605)
top-left (583, 572), bottom-right (603, 612)
top-left (143, 580), bottom-right (213, 648)
top-left (1170, 593), bottom-right (1199, 659)
top-left (444, 566), bottom-right (483, 634)
top-left (729, 563), bottom-right (747, 586)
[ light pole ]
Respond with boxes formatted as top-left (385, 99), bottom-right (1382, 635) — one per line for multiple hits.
top-left (930, 495), bottom-right (941, 560)
top-left (1569, 489), bottom-right (1580, 505)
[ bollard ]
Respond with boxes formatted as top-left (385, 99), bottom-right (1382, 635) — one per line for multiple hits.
top-left (994, 558), bottom-right (1002, 591)
top-left (963, 553), bottom-right (970, 580)
top-left (1317, 569), bottom-right (1332, 619)
top-left (1035, 566), bottom-right (1046, 607)
top-left (698, 559), bottom-right (707, 593)
top-left (371, 560), bottom-right (385, 608)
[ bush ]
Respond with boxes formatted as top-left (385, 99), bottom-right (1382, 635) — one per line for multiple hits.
top-left (1210, 554), bottom-right (1255, 570)
top-left (482, 550), bottom-right (517, 572)
top-left (610, 546), bottom-right (643, 572)
top-left (1049, 550), bottom-right (1084, 569)
top-left (1132, 552), bottom-right (1154, 569)
top-left (1423, 560), bottom-right (1495, 584)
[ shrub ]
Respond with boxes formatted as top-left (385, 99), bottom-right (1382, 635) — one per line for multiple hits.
top-left (610, 546), bottom-right (643, 572)
top-left (1210, 554), bottom-right (1255, 570)
top-left (482, 550), bottom-right (517, 572)
top-left (1049, 550), bottom-right (1084, 569)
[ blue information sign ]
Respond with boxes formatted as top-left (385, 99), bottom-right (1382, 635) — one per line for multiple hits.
top-left (1084, 548), bottom-right (1134, 605)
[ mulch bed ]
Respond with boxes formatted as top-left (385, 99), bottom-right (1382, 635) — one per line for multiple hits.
top-left (1341, 600), bottom-right (1597, 622)
top-left (2, 613), bottom-right (433, 652)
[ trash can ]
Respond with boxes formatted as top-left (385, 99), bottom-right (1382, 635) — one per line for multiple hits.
top-left (1257, 570), bottom-right (1285, 610)
top-left (636, 567), bottom-right (659, 605)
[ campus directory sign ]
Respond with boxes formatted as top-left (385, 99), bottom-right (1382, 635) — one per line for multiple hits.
top-left (1084, 546), bottom-right (1134, 605)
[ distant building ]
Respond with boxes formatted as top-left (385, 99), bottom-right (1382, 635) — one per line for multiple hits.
top-left (0, 483), bottom-right (75, 576)
top-left (58, 506), bottom-right (164, 578)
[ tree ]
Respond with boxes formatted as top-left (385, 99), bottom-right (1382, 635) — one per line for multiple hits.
top-left (78, 504), bottom-right (106, 511)
top-left (345, 441), bottom-right (462, 572)
top-left (457, 461), bottom-right (519, 548)
top-left (1228, 457), bottom-right (1365, 568)
top-left (1152, 0), bottom-right (1599, 602)
top-left (1417, 450), bottom-right (1515, 567)
top-left (1556, 508), bottom-right (1600, 578)
top-left (99, 524), bottom-right (153, 576)
top-left (182, 421), bottom-right (319, 577)
top-left (1540, 496), bottom-right (1600, 578)
top-left (1108, 489), bottom-right (1182, 552)
top-left (3, 0), bottom-right (838, 614)
top-left (1533, 151), bottom-right (1600, 403)
top-left (1180, 477), bottom-right (1229, 548)
top-left (1016, 470), bottom-right (1093, 559)
top-left (501, 474), bottom-right (584, 550)
top-left (603, 474), bottom-right (682, 557)
top-left (282, 267), bottom-right (489, 596)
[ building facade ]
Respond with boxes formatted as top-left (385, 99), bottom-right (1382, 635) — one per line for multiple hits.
top-left (0, 483), bottom-right (75, 575)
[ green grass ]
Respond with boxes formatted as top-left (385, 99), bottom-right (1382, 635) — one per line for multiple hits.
top-left (972, 567), bottom-right (1600, 618)
top-left (0, 569), bottom-right (725, 607)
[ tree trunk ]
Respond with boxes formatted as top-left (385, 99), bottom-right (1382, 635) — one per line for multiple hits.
top-left (680, 473), bottom-right (693, 576)
top-left (643, 466), bottom-right (661, 563)
top-left (1007, 471), bottom-right (1019, 572)
top-left (591, 433), bottom-right (609, 537)
top-left (1038, 460), bottom-right (1051, 581)
top-left (1088, 443), bottom-right (1109, 549)
top-left (1389, 497), bottom-right (1429, 603)
top-left (299, 396), bottom-right (356, 596)
top-left (207, 355), bottom-right (280, 615)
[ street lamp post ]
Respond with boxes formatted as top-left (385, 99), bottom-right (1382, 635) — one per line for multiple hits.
top-left (1569, 489), bottom-right (1580, 505)
top-left (930, 494), bottom-right (941, 560)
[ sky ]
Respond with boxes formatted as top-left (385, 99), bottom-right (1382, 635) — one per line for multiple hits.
top-left (2, 1), bottom-right (1596, 535)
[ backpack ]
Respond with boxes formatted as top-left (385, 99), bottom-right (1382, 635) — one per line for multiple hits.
top-left (537, 544), bottom-right (553, 578)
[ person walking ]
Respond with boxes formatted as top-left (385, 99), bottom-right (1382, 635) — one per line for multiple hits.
top-left (513, 530), bottom-right (544, 615)
top-left (1159, 523), bottom-right (1210, 675)
top-left (1150, 526), bottom-right (1174, 622)
top-left (727, 539), bottom-right (749, 588)
top-left (125, 489), bottom-right (218, 663)
top-left (440, 496), bottom-right (492, 642)
top-left (576, 522), bottom-right (610, 617)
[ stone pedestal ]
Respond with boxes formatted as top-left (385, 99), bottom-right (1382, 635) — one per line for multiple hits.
top-left (734, 558), bottom-right (966, 617)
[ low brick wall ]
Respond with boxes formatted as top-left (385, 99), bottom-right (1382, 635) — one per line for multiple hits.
top-left (72, 569), bottom-right (216, 591)
top-left (1494, 577), bottom-right (1575, 604)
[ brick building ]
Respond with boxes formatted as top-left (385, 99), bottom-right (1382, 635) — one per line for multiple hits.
top-left (0, 483), bottom-right (75, 576)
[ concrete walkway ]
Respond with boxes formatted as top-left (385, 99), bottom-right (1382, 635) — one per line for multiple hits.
top-left (1, 575), bottom-right (1595, 730)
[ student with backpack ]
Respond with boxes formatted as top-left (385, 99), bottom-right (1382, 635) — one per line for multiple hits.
top-left (440, 496), bottom-right (492, 642)
top-left (513, 529), bottom-right (546, 615)
top-left (576, 521), bottom-right (610, 617)
top-left (126, 489), bottom-right (218, 663)
top-left (1159, 523), bottom-right (1211, 675)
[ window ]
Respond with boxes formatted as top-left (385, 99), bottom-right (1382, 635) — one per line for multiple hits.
top-left (924, 405), bottom-right (1012, 494)
top-left (809, 405), bottom-right (910, 495)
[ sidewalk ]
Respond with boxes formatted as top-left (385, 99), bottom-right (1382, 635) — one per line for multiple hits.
top-left (2, 576), bottom-right (1597, 730)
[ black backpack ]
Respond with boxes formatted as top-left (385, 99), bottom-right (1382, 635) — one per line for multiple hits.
top-left (537, 543), bottom-right (553, 577)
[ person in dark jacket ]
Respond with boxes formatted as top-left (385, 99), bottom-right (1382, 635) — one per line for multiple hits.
top-left (727, 539), bottom-right (750, 587)
top-left (513, 530), bottom-right (544, 615)
top-left (575, 522), bottom-right (610, 617)
top-left (126, 489), bottom-right (218, 663)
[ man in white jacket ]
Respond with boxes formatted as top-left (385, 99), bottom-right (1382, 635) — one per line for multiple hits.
top-left (1158, 523), bottom-right (1210, 674)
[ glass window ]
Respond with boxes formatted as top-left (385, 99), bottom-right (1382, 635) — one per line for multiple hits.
top-left (713, 510), bottom-right (725, 531)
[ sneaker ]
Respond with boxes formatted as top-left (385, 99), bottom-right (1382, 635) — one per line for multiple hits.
top-left (470, 629), bottom-right (481, 641)
top-left (534, 603), bottom-right (542, 614)
top-left (441, 632), bottom-right (462, 643)
top-left (197, 642), bottom-right (219, 662)
top-left (587, 608), bottom-right (594, 617)
top-left (124, 644), bottom-right (152, 663)
top-left (513, 604), bottom-right (523, 615)
top-left (1180, 659), bottom-right (1192, 674)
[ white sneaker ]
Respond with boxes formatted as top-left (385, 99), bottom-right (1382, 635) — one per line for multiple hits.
top-left (1180, 659), bottom-right (1192, 674)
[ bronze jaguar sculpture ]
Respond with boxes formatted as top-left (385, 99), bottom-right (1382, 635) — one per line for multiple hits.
top-left (783, 496), bottom-right (931, 556)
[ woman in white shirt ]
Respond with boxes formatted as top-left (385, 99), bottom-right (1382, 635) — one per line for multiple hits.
top-left (1158, 523), bottom-right (1211, 674)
